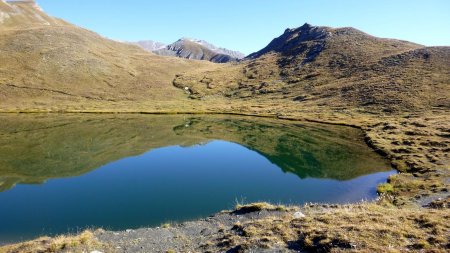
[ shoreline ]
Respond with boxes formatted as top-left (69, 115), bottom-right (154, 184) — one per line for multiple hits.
top-left (0, 109), bottom-right (363, 128)
top-left (2, 201), bottom-right (448, 252)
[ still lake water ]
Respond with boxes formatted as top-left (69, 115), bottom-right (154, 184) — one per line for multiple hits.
top-left (0, 114), bottom-right (393, 243)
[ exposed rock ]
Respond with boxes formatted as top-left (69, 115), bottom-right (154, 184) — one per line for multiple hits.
top-left (246, 23), bottom-right (330, 59)
top-left (154, 38), bottom-right (244, 63)
top-left (293, 211), bottom-right (306, 219)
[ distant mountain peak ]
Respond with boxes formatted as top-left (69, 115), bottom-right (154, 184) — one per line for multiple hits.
top-left (246, 23), bottom-right (334, 59)
top-left (300, 22), bottom-right (313, 29)
top-left (246, 22), bottom-right (422, 61)
top-left (130, 40), bottom-right (166, 52)
top-left (284, 23), bottom-right (312, 33)
top-left (175, 37), bottom-right (245, 60)
top-left (179, 37), bottom-right (197, 42)
top-left (131, 37), bottom-right (245, 63)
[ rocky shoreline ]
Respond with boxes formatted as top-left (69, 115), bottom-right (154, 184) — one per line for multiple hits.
top-left (3, 201), bottom-right (449, 252)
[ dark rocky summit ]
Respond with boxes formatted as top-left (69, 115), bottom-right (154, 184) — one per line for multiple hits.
top-left (246, 23), bottom-right (330, 59)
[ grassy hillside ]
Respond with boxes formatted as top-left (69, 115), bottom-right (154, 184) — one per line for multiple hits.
top-left (0, 0), bottom-right (217, 111)
top-left (174, 24), bottom-right (450, 113)
top-left (0, 0), bottom-right (68, 29)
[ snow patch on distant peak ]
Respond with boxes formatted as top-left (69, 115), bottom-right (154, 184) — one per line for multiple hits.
top-left (131, 40), bottom-right (167, 52)
top-left (178, 37), bottom-right (245, 59)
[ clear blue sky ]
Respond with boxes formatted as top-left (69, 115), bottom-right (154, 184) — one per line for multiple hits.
top-left (36, 0), bottom-right (450, 55)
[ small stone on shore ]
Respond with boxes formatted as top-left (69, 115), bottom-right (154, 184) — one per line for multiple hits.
top-left (293, 211), bottom-right (306, 219)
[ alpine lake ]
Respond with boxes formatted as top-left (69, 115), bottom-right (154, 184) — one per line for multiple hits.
top-left (0, 114), bottom-right (394, 243)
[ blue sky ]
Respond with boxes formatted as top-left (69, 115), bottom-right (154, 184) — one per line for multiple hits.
top-left (36, 0), bottom-right (450, 55)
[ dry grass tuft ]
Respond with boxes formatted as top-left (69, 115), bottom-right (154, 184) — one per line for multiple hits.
top-left (377, 183), bottom-right (394, 194)
top-left (0, 230), bottom-right (107, 253)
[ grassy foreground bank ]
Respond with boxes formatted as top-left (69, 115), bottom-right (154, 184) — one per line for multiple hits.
top-left (1, 202), bottom-right (448, 252)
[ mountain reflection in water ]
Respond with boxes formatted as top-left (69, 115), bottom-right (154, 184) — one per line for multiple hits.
top-left (0, 114), bottom-right (391, 192)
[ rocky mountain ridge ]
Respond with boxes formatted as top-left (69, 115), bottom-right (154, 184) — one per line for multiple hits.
top-left (183, 37), bottom-right (245, 59)
top-left (130, 37), bottom-right (245, 63)
top-left (153, 38), bottom-right (245, 63)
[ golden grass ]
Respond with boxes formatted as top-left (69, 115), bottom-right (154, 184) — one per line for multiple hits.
top-left (212, 202), bottom-right (450, 252)
top-left (0, 230), bottom-right (107, 253)
top-left (161, 223), bottom-right (172, 229)
top-left (3, 201), bottom-right (448, 252)
top-left (377, 183), bottom-right (394, 194)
